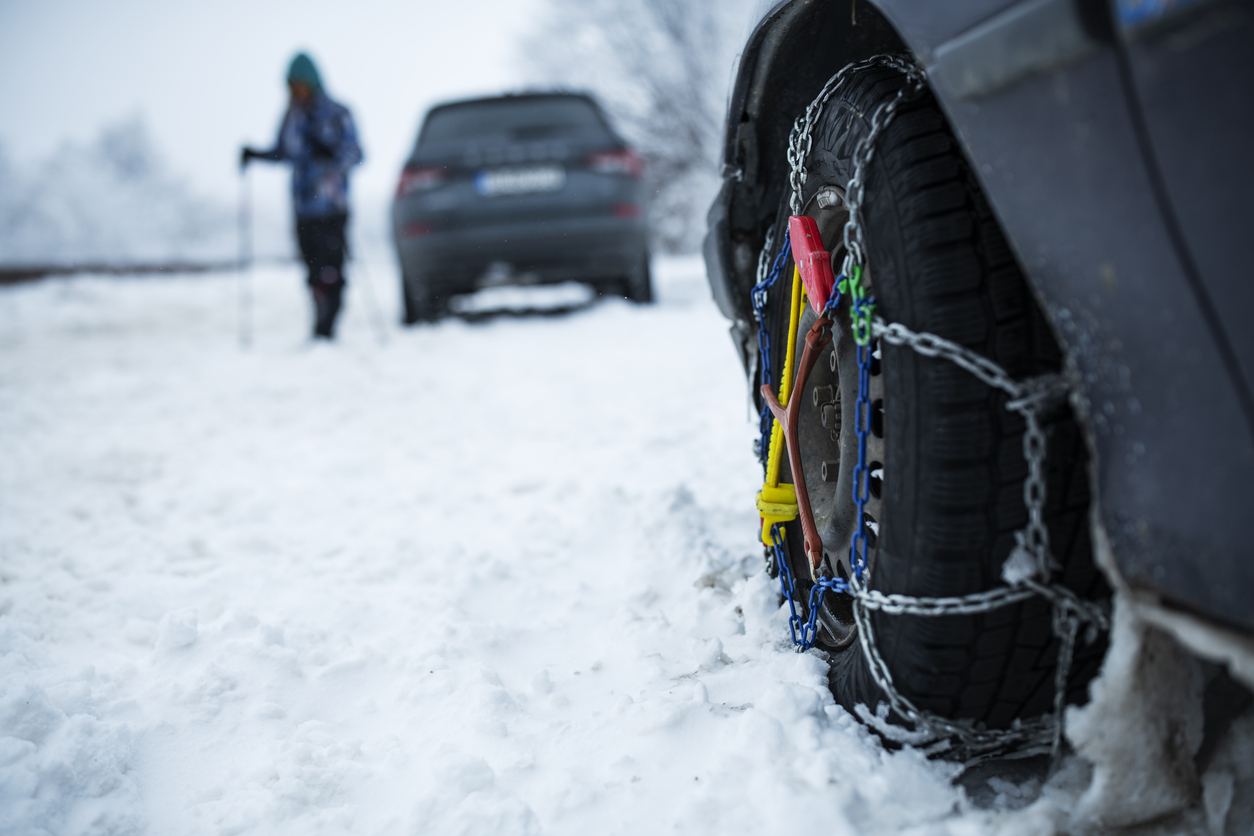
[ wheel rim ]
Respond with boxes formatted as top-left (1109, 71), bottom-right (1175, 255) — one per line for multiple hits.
top-left (788, 185), bottom-right (886, 650)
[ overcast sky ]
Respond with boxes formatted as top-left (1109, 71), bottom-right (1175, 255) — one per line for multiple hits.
top-left (0, 0), bottom-right (543, 219)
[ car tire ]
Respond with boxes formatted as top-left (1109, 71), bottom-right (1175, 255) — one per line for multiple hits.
top-left (624, 252), bottom-right (654, 304)
top-left (401, 270), bottom-right (444, 324)
top-left (766, 66), bottom-right (1109, 731)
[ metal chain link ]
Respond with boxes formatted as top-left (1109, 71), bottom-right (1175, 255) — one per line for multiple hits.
top-left (875, 321), bottom-right (1044, 397)
top-left (761, 57), bottom-right (1110, 764)
top-left (753, 225), bottom-right (778, 318)
top-left (787, 54), bottom-right (921, 216)
top-left (771, 524), bottom-right (806, 645)
top-left (1050, 609), bottom-right (1082, 760)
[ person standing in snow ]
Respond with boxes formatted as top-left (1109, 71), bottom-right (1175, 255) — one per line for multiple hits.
top-left (241, 52), bottom-right (363, 340)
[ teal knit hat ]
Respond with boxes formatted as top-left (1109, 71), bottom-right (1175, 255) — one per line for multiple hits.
top-left (286, 52), bottom-right (322, 90)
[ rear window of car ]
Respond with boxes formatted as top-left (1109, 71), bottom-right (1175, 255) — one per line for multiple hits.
top-left (420, 97), bottom-right (614, 144)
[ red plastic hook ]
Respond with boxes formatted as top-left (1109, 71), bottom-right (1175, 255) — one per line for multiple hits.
top-left (789, 215), bottom-right (835, 313)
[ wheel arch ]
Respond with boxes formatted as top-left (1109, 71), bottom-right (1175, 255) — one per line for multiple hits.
top-left (705, 0), bottom-right (1254, 659)
top-left (705, 0), bottom-right (908, 333)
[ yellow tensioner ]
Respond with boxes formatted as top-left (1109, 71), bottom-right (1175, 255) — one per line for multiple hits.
top-left (755, 264), bottom-right (807, 545)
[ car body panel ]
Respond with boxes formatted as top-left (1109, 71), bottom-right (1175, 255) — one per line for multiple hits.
top-left (1118, 3), bottom-right (1254, 394)
top-left (705, 0), bottom-right (1254, 632)
top-left (395, 214), bottom-right (646, 293)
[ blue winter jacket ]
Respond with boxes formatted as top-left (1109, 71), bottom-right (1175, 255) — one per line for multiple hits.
top-left (256, 90), bottom-right (363, 218)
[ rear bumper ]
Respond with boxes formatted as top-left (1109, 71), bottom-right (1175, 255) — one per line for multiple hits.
top-left (393, 214), bottom-right (647, 292)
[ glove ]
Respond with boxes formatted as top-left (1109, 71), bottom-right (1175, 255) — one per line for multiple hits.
top-left (240, 147), bottom-right (257, 169)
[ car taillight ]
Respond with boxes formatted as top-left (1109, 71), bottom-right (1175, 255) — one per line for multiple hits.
top-left (585, 148), bottom-right (645, 178)
top-left (395, 165), bottom-right (448, 197)
top-left (612, 202), bottom-right (641, 218)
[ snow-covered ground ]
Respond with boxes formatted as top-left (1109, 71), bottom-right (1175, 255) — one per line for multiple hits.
top-left (0, 257), bottom-right (1241, 835)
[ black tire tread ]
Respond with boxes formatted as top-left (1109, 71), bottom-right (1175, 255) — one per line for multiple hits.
top-left (764, 65), bottom-right (1110, 730)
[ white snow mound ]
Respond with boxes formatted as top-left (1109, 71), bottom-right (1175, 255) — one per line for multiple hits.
top-left (5, 256), bottom-right (1243, 834)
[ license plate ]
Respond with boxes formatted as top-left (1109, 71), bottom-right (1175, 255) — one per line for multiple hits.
top-left (474, 165), bottom-right (566, 197)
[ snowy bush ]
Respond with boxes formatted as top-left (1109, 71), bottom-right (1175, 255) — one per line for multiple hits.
top-left (0, 117), bottom-right (233, 267)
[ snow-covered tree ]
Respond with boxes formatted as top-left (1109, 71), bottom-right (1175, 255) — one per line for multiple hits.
top-left (0, 117), bottom-right (232, 266)
top-left (521, 0), bottom-right (754, 253)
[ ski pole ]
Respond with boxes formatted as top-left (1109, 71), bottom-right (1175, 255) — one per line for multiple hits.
top-left (237, 164), bottom-right (254, 349)
top-left (350, 239), bottom-right (389, 346)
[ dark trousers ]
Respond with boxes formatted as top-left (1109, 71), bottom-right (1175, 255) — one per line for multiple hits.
top-left (296, 213), bottom-right (348, 338)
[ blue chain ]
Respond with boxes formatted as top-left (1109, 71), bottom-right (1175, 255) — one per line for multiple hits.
top-left (802, 577), bottom-right (851, 648)
top-left (802, 290), bottom-right (877, 648)
top-left (780, 293), bottom-right (872, 651)
top-left (772, 522), bottom-right (853, 651)
top-left (751, 229), bottom-right (792, 462)
top-left (824, 274), bottom-right (845, 317)
top-left (789, 275), bottom-right (854, 649)
top-left (769, 524), bottom-right (806, 645)
top-left (848, 292), bottom-right (876, 582)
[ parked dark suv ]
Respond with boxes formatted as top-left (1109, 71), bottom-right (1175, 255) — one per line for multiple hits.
top-left (392, 92), bottom-right (651, 322)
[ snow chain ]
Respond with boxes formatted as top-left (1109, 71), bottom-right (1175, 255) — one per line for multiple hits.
top-left (754, 55), bottom-right (1111, 765)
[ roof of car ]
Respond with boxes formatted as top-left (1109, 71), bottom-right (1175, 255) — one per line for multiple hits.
top-left (426, 91), bottom-right (599, 113)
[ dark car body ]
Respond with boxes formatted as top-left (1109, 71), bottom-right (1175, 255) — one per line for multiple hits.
top-left (392, 93), bottom-right (648, 307)
top-left (704, 0), bottom-right (1254, 639)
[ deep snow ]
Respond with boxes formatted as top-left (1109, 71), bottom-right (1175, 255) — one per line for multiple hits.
top-left (0, 257), bottom-right (1246, 835)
